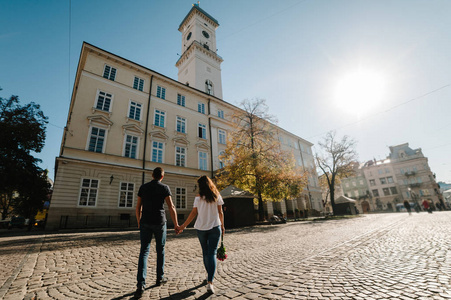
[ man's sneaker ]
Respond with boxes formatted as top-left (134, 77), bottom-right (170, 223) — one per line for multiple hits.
top-left (207, 283), bottom-right (215, 294)
top-left (156, 277), bottom-right (168, 286)
top-left (134, 285), bottom-right (145, 298)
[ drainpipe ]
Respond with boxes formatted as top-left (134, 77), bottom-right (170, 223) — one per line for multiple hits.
top-left (142, 75), bottom-right (154, 184)
top-left (208, 99), bottom-right (214, 179)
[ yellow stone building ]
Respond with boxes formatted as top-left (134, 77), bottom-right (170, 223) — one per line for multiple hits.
top-left (46, 4), bottom-right (322, 230)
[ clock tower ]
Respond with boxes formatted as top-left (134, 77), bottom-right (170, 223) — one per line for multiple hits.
top-left (176, 3), bottom-right (223, 99)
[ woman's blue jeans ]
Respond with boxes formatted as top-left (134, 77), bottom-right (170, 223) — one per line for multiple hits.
top-left (137, 223), bottom-right (167, 287)
top-left (197, 226), bottom-right (221, 282)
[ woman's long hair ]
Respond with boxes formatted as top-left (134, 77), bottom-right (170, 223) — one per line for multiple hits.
top-left (198, 175), bottom-right (219, 203)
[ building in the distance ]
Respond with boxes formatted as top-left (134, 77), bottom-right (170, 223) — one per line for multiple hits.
top-left (336, 143), bottom-right (443, 213)
top-left (388, 143), bottom-right (443, 209)
top-left (341, 162), bottom-right (371, 213)
top-left (46, 4), bottom-right (322, 230)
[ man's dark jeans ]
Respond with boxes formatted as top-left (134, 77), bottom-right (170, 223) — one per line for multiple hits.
top-left (137, 223), bottom-right (167, 287)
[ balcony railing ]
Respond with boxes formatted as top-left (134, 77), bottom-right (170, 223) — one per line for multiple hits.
top-left (404, 171), bottom-right (416, 176)
top-left (409, 183), bottom-right (421, 188)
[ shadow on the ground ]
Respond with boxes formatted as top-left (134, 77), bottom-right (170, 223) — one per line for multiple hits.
top-left (159, 282), bottom-right (208, 300)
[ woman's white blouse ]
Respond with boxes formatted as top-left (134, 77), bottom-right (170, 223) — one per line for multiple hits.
top-left (193, 195), bottom-right (224, 230)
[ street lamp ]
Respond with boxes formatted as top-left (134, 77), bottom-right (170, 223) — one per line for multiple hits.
top-left (408, 187), bottom-right (420, 213)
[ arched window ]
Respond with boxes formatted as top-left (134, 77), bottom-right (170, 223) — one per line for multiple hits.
top-left (205, 80), bottom-right (214, 95)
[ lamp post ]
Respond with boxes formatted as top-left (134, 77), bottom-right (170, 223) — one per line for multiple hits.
top-left (408, 187), bottom-right (420, 213)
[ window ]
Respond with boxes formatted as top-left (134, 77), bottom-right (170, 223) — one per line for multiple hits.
top-left (359, 180), bottom-right (364, 185)
top-left (345, 183), bottom-right (349, 188)
top-left (369, 179), bottom-right (376, 186)
top-left (133, 77), bottom-right (144, 91)
top-left (354, 190), bottom-right (358, 197)
top-left (218, 129), bottom-right (226, 144)
top-left (96, 91), bottom-right (113, 112)
top-left (199, 151), bottom-right (207, 170)
top-left (151, 141), bottom-right (164, 163)
top-left (385, 168), bottom-right (390, 174)
top-left (219, 151), bottom-right (225, 169)
top-left (205, 79), bottom-right (213, 95)
top-left (417, 177), bottom-right (422, 183)
top-left (378, 169), bottom-right (384, 175)
top-left (103, 65), bottom-right (116, 81)
top-left (372, 189), bottom-right (379, 197)
top-left (217, 109), bottom-right (224, 119)
top-left (198, 102), bottom-right (205, 114)
top-left (176, 146), bottom-right (186, 167)
top-left (119, 182), bottom-right (134, 208)
top-left (154, 109), bottom-right (166, 127)
top-left (124, 135), bottom-right (138, 158)
top-left (400, 169), bottom-right (405, 174)
top-left (88, 127), bottom-right (106, 153)
top-left (383, 188), bottom-right (390, 196)
top-left (387, 176), bottom-right (394, 183)
top-left (79, 179), bottom-right (98, 207)
top-left (176, 116), bottom-right (186, 133)
top-left (175, 188), bottom-right (186, 209)
top-left (352, 181), bottom-right (357, 187)
top-left (177, 94), bottom-right (185, 106)
top-left (390, 187), bottom-right (398, 194)
top-left (380, 178), bottom-right (387, 184)
top-left (128, 101), bottom-right (142, 121)
top-left (198, 123), bottom-right (207, 139)
top-left (156, 86), bottom-right (166, 99)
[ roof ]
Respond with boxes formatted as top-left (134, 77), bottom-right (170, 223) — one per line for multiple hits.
top-left (179, 3), bottom-right (219, 30)
top-left (335, 195), bottom-right (357, 204)
top-left (220, 186), bottom-right (255, 199)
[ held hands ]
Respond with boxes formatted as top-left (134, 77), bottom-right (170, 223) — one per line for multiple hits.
top-left (175, 224), bottom-right (184, 235)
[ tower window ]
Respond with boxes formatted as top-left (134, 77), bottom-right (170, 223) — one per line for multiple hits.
top-left (205, 80), bottom-right (213, 95)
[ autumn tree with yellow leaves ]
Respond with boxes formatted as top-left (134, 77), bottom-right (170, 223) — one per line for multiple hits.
top-left (216, 99), bottom-right (308, 221)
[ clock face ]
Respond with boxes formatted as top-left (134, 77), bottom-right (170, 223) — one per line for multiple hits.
top-left (186, 32), bottom-right (192, 40)
top-left (202, 30), bottom-right (210, 39)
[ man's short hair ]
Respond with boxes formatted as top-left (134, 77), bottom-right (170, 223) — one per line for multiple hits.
top-left (152, 167), bottom-right (164, 180)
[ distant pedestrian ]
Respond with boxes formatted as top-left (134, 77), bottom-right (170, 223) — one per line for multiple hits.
top-left (422, 199), bottom-right (432, 213)
top-left (135, 167), bottom-right (179, 298)
top-left (403, 200), bottom-right (412, 215)
top-left (177, 175), bottom-right (225, 294)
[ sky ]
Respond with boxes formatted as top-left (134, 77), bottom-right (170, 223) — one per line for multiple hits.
top-left (1, 0), bottom-right (451, 183)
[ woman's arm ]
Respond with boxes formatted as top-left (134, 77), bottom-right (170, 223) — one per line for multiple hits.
top-left (179, 207), bottom-right (198, 231)
top-left (218, 205), bottom-right (225, 234)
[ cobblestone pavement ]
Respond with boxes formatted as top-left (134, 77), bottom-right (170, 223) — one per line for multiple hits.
top-left (1, 212), bottom-right (450, 300)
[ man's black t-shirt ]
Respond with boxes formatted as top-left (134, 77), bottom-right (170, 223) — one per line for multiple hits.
top-left (138, 180), bottom-right (172, 225)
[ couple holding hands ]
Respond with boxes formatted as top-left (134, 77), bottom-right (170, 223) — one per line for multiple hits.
top-left (135, 167), bottom-right (225, 298)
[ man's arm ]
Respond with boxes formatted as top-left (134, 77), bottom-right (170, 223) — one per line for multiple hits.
top-left (165, 196), bottom-right (178, 230)
top-left (136, 196), bottom-right (142, 228)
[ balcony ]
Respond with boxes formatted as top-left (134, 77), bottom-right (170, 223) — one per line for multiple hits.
top-left (404, 171), bottom-right (416, 176)
top-left (409, 183), bottom-right (421, 188)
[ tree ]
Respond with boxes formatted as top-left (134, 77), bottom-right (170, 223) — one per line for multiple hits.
top-left (216, 99), bottom-right (308, 221)
top-left (315, 131), bottom-right (357, 215)
top-left (0, 89), bottom-right (48, 220)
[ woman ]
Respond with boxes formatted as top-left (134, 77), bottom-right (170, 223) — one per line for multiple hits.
top-left (177, 176), bottom-right (225, 294)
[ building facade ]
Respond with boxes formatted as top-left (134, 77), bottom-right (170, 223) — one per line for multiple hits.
top-left (335, 143), bottom-right (443, 213)
top-left (388, 143), bottom-right (443, 209)
top-left (46, 5), bottom-right (321, 230)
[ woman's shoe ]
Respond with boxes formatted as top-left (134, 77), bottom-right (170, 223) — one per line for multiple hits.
top-left (207, 283), bottom-right (215, 294)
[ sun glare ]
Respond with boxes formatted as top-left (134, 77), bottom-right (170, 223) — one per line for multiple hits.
top-left (335, 70), bottom-right (386, 116)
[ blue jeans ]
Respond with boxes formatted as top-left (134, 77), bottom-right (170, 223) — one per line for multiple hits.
top-left (197, 226), bottom-right (222, 282)
top-left (137, 223), bottom-right (167, 287)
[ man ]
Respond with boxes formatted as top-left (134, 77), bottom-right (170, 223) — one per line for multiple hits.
top-left (135, 167), bottom-right (179, 298)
